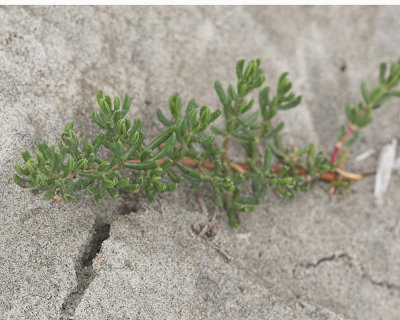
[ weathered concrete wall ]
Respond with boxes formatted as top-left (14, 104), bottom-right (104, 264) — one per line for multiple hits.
top-left (1, 6), bottom-right (399, 319)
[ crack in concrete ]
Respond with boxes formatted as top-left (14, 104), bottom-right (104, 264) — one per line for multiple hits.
top-left (361, 272), bottom-right (400, 293)
top-left (59, 219), bottom-right (110, 320)
top-left (292, 253), bottom-right (351, 275)
top-left (362, 274), bottom-right (400, 292)
top-left (293, 252), bottom-right (400, 294)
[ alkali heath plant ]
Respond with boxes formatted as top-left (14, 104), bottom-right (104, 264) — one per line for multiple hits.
top-left (13, 59), bottom-right (400, 227)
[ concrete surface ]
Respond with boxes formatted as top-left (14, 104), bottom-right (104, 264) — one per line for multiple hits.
top-left (0, 6), bottom-right (399, 320)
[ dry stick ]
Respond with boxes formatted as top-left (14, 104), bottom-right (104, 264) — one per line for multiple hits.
top-left (211, 243), bottom-right (233, 262)
top-left (195, 191), bottom-right (208, 215)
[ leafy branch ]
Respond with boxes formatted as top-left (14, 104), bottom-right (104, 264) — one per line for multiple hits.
top-left (329, 62), bottom-right (400, 164)
top-left (14, 59), bottom-right (400, 227)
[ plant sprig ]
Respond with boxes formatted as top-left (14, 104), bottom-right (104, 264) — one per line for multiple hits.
top-left (14, 59), bottom-right (400, 227)
top-left (329, 62), bottom-right (400, 164)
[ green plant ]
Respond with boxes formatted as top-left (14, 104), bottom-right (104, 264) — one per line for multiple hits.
top-left (13, 59), bottom-right (400, 227)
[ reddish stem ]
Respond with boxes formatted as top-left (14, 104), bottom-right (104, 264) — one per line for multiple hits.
top-left (329, 125), bottom-right (355, 164)
top-left (222, 137), bottom-right (230, 162)
top-left (72, 155), bottom-right (336, 183)
top-left (158, 158), bottom-right (336, 182)
top-left (329, 106), bottom-right (368, 165)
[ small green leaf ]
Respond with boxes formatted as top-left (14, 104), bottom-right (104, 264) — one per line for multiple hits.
top-left (105, 95), bottom-right (112, 110)
top-left (369, 87), bottom-right (382, 103)
top-left (279, 96), bottom-right (301, 110)
top-left (124, 183), bottom-right (140, 192)
top-left (131, 118), bottom-right (143, 133)
top-left (227, 85), bottom-right (237, 101)
top-left (361, 82), bottom-right (369, 103)
top-left (239, 99), bottom-right (254, 114)
top-left (236, 196), bottom-right (259, 205)
top-left (199, 106), bottom-right (211, 125)
top-left (214, 81), bottom-right (230, 109)
top-left (113, 111), bottom-right (122, 126)
top-left (379, 63), bottom-right (387, 84)
top-left (156, 108), bottom-right (172, 126)
top-left (176, 162), bottom-right (205, 180)
top-left (187, 108), bottom-right (198, 128)
top-left (266, 122), bottom-right (284, 139)
top-left (228, 210), bottom-right (239, 228)
top-left (64, 156), bottom-right (75, 177)
top-left (159, 159), bottom-right (173, 170)
top-left (35, 151), bottom-right (45, 167)
top-left (209, 109), bottom-right (222, 123)
top-left (169, 93), bottom-right (182, 120)
top-left (121, 94), bottom-right (131, 117)
top-left (116, 118), bottom-right (127, 136)
top-left (259, 87), bottom-right (270, 111)
top-left (14, 164), bottom-right (29, 176)
top-left (92, 111), bottom-right (107, 129)
top-left (64, 121), bottom-right (74, 133)
top-left (115, 178), bottom-right (129, 188)
top-left (307, 144), bottom-right (314, 168)
top-left (124, 161), bottom-right (158, 170)
top-left (148, 125), bottom-right (176, 150)
top-left (123, 132), bottom-right (145, 160)
top-left (106, 188), bottom-right (119, 198)
top-left (106, 141), bottom-right (123, 170)
top-left (153, 180), bottom-right (166, 191)
top-left (245, 111), bottom-right (260, 125)
top-left (167, 170), bottom-right (184, 183)
top-left (314, 151), bottom-right (325, 166)
top-left (53, 152), bottom-right (63, 172)
top-left (114, 96), bottom-right (120, 111)
top-left (99, 99), bottom-right (112, 116)
top-left (263, 148), bottom-right (271, 171)
top-left (210, 126), bottom-right (227, 136)
top-left (93, 133), bottom-right (105, 152)
top-left (388, 91), bottom-right (400, 97)
top-left (148, 133), bottom-right (176, 161)
top-left (165, 182), bottom-right (178, 191)
top-left (42, 185), bottom-right (57, 200)
top-left (269, 143), bottom-right (284, 158)
top-left (345, 104), bottom-right (355, 124)
top-left (145, 189), bottom-right (155, 202)
top-left (236, 59), bottom-right (245, 79)
top-left (103, 178), bottom-right (116, 188)
top-left (232, 132), bottom-right (254, 142)
top-left (336, 125), bottom-right (346, 141)
top-left (76, 158), bottom-right (88, 170)
top-left (185, 99), bottom-right (198, 120)
top-left (81, 136), bottom-right (89, 152)
top-left (13, 174), bottom-right (27, 187)
top-left (344, 131), bottom-right (360, 147)
top-left (97, 90), bottom-right (103, 104)
top-left (358, 112), bottom-right (373, 127)
top-left (22, 150), bottom-right (32, 162)
top-left (140, 148), bottom-right (152, 162)
top-left (212, 184), bottom-right (223, 207)
top-left (276, 186), bottom-right (292, 198)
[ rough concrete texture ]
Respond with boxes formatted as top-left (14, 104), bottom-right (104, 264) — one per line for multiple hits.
top-left (0, 6), bottom-right (399, 320)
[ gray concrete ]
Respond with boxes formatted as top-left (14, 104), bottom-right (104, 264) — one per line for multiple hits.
top-left (0, 6), bottom-right (399, 319)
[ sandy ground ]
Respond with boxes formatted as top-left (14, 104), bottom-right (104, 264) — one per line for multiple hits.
top-left (0, 6), bottom-right (399, 319)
